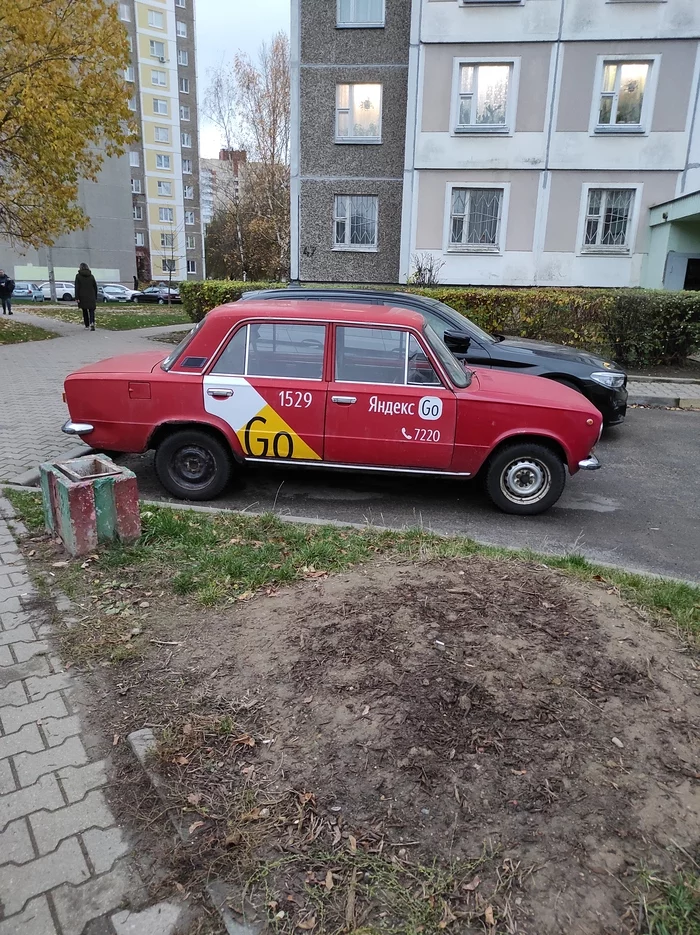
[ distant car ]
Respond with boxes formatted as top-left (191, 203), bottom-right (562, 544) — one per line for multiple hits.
top-left (96, 286), bottom-right (108, 304)
top-left (39, 281), bottom-right (75, 301)
top-left (13, 282), bottom-right (44, 302)
top-left (101, 284), bottom-right (142, 303)
top-left (242, 288), bottom-right (629, 426)
top-left (138, 285), bottom-right (182, 305)
top-left (61, 299), bottom-right (603, 515)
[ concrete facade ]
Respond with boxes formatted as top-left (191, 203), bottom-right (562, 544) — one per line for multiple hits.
top-left (292, 0), bottom-right (700, 288)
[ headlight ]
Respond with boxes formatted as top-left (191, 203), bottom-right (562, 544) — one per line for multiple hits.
top-left (590, 371), bottom-right (626, 389)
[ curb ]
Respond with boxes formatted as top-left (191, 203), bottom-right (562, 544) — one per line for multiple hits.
top-left (628, 374), bottom-right (700, 385)
top-left (629, 395), bottom-right (700, 409)
top-left (5, 444), bottom-right (93, 487)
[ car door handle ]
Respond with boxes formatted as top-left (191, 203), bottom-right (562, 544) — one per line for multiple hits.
top-left (207, 388), bottom-right (233, 398)
top-left (331, 396), bottom-right (357, 405)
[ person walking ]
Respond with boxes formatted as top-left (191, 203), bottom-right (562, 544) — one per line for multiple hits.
top-left (74, 262), bottom-right (98, 331)
top-left (0, 270), bottom-right (15, 315)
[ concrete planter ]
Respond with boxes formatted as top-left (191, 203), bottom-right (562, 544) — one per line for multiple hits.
top-left (40, 455), bottom-right (141, 557)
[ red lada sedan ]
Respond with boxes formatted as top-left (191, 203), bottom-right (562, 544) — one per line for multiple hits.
top-left (62, 301), bottom-right (602, 515)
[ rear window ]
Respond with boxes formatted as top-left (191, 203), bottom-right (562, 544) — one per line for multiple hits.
top-left (212, 323), bottom-right (327, 380)
top-left (161, 320), bottom-right (205, 371)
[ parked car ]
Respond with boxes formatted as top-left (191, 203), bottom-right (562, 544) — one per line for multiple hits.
top-left (39, 281), bottom-right (75, 301)
top-left (138, 285), bottom-right (181, 304)
top-left (242, 289), bottom-right (628, 426)
top-left (62, 300), bottom-right (602, 515)
top-left (101, 284), bottom-right (142, 303)
top-left (13, 282), bottom-right (44, 302)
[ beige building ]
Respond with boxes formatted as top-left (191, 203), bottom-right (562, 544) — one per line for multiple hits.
top-left (118, 0), bottom-right (204, 281)
top-left (200, 150), bottom-right (247, 226)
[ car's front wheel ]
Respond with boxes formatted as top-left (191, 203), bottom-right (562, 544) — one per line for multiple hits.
top-left (485, 443), bottom-right (566, 515)
top-left (131, 295), bottom-right (139, 303)
top-left (154, 429), bottom-right (232, 500)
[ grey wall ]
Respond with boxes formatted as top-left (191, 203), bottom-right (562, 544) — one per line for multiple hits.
top-left (297, 0), bottom-right (411, 283)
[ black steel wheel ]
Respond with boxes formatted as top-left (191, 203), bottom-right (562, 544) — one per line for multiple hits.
top-left (154, 429), bottom-right (232, 500)
top-left (485, 443), bottom-right (566, 515)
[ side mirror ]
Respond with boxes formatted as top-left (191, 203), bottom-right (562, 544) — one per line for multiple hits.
top-left (444, 330), bottom-right (471, 354)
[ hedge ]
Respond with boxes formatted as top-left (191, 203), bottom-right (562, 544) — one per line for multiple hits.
top-left (178, 281), bottom-right (700, 367)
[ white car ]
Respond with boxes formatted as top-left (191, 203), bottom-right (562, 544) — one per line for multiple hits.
top-left (101, 284), bottom-right (142, 303)
top-left (39, 281), bottom-right (75, 301)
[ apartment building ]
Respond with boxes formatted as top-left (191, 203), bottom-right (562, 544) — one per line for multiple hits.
top-left (200, 150), bottom-right (247, 226)
top-left (291, 0), bottom-right (700, 290)
top-left (118, 0), bottom-right (204, 281)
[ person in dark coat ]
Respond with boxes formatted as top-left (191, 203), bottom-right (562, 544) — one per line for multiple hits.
top-left (0, 270), bottom-right (15, 315)
top-left (75, 263), bottom-right (98, 330)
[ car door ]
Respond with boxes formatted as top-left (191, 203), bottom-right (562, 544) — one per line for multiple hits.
top-left (325, 325), bottom-right (456, 470)
top-left (203, 320), bottom-right (328, 461)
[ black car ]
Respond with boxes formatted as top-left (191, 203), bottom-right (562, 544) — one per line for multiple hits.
top-left (138, 285), bottom-right (182, 304)
top-left (241, 288), bottom-right (628, 425)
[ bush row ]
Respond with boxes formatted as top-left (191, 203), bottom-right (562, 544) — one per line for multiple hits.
top-left (178, 281), bottom-right (700, 366)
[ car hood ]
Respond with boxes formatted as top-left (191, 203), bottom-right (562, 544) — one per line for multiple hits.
top-left (67, 351), bottom-right (166, 376)
top-left (495, 335), bottom-right (621, 370)
top-left (468, 367), bottom-right (600, 415)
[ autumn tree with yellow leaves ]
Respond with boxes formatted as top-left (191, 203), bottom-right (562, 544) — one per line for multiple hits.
top-left (0, 0), bottom-right (134, 246)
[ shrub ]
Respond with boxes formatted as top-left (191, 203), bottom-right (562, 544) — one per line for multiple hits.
top-left (180, 282), bottom-right (700, 367)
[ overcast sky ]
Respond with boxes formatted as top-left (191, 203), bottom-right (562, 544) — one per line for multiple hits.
top-left (196, 0), bottom-right (290, 157)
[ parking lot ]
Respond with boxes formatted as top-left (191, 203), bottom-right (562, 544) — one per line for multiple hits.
top-left (120, 406), bottom-right (700, 582)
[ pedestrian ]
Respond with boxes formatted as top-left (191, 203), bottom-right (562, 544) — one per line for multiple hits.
top-left (0, 269), bottom-right (15, 315)
top-left (74, 262), bottom-right (98, 331)
top-left (133, 274), bottom-right (139, 290)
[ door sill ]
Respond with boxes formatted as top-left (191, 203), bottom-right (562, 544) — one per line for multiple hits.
top-left (244, 457), bottom-right (471, 477)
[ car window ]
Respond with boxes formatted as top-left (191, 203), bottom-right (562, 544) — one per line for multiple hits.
top-left (423, 324), bottom-right (469, 388)
top-left (336, 327), bottom-right (409, 385)
top-left (212, 325), bottom-right (247, 375)
top-left (247, 323), bottom-right (326, 380)
top-left (407, 335), bottom-right (441, 386)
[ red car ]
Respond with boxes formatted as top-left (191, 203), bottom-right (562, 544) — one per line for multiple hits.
top-left (62, 301), bottom-right (602, 515)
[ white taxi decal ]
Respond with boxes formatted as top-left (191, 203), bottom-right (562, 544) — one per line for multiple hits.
top-left (203, 376), bottom-right (321, 460)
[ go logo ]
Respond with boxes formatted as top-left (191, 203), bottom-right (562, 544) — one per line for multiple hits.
top-left (243, 415), bottom-right (294, 458)
top-left (418, 396), bottom-right (443, 421)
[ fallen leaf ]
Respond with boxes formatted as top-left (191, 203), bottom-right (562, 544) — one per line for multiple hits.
top-left (233, 733), bottom-right (255, 747)
top-left (484, 906), bottom-right (495, 926)
top-left (348, 834), bottom-right (357, 853)
top-left (324, 870), bottom-right (334, 891)
top-left (511, 769), bottom-right (527, 776)
top-left (183, 723), bottom-right (193, 736)
top-left (297, 917), bottom-right (316, 930)
top-left (112, 733), bottom-right (120, 747)
top-left (175, 882), bottom-right (185, 894)
top-left (174, 756), bottom-right (189, 765)
top-left (303, 695), bottom-right (314, 704)
top-left (52, 561), bottom-right (69, 568)
top-left (463, 876), bottom-right (480, 891)
top-left (139, 601), bottom-right (150, 608)
top-left (188, 820), bottom-right (205, 834)
top-left (237, 591), bottom-right (254, 602)
top-left (225, 831), bottom-right (242, 846)
top-left (186, 792), bottom-right (201, 806)
top-left (304, 571), bottom-right (327, 579)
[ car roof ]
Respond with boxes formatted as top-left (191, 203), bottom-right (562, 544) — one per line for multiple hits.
top-left (209, 299), bottom-right (427, 329)
top-left (244, 287), bottom-right (430, 304)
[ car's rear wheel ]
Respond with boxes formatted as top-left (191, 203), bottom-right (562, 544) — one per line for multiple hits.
top-left (131, 295), bottom-right (139, 303)
top-left (154, 429), bottom-right (232, 500)
top-left (485, 443), bottom-right (566, 515)
top-left (158, 298), bottom-right (165, 305)
top-left (61, 293), bottom-right (72, 301)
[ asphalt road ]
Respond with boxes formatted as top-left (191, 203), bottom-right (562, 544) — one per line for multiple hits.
top-left (118, 407), bottom-right (700, 582)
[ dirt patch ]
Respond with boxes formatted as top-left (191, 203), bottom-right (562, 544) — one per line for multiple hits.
top-left (71, 555), bottom-right (697, 934)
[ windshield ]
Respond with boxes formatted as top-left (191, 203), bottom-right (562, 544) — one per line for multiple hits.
top-left (426, 299), bottom-right (497, 345)
top-left (161, 319), bottom-right (202, 371)
top-left (423, 324), bottom-right (470, 388)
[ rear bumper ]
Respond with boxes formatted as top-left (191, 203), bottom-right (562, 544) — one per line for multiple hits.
top-left (62, 420), bottom-right (94, 436)
top-left (578, 454), bottom-right (601, 471)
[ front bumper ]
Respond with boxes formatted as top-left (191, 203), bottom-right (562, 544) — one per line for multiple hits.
top-left (585, 381), bottom-right (628, 425)
top-left (578, 454), bottom-right (601, 471)
top-left (62, 420), bottom-right (94, 436)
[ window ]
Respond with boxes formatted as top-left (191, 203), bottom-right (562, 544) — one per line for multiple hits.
top-left (149, 40), bottom-right (166, 59)
top-left (187, 260), bottom-right (197, 274)
top-left (583, 188), bottom-right (635, 252)
top-left (153, 98), bottom-right (168, 115)
top-left (179, 77), bottom-right (190, 93)
top-left (337, 0), bottom-right (384, 27)
top-left (456, 63), bottom-right (512, 132)
top-left (596, 61), bottom-right (651, 132)
top-left (336, 84), bottom-right (382, 142)
top-left (128, 97), bottom-right (137, 111)
top-left (155, 126), bottom-right (170, 142)
top-left (185, 210), bottom-right (195, 224)
top-left (151, 69), bottom-right (167, 86)
top-left (160, 233), bottom-right (174, 248)
top-left (186, 234), bottom-right (196, 249)
top-left (249, 324), bottom-right (326, 379)
top-left (148, 10), bottom-right (164, 28)
top-left (162, 259), bottom-right (176, 273)
top-left (127, 35), bottom-right (133, 53)
top-left (180, 105), bottom-right (191, 121)
top-left (124, 66), bottom-right (135, 82)
top-left (176, 21), bottom-right (187, 37)
top-left (449, 187), bottom-right (503, 252)
top-left (157, 180), bottom-right (172, 196)
top-left (176, 0), bottom-right (186, 7)
top-left (129, 151), bottom-right (140, 167)
top-left (181, 131), bottom-right (192, 147)
top-left (184, 185), bottom-right (194, 199)
top-left (333, 195), bottom-right (378, 250)
top-left (131, 178), bottom-right (142, 193)
top-left (178, 49), bottom-right (189, 66)
top-left (118, 3), bottom-right (130, 21)
top-left (135, 232), bottom-right (145, 247)
top-left (336, 327), bottom-right (419, 385)
top-left (159, 207), bottom-right (174, 222)
top-left (156, 154), bottom-right (171, 169)
top-left (182, 158), bottom-right (192, 174)
top-left (133, 205), bottom-right (143, 221)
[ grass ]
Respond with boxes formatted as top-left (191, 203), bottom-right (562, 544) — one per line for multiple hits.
top-left (639, 870), bottom-right (700, 935)
top-left (25, 305), bottom-right (190, 330)
top-left (5, 489), bottom-right (700, 645)
top-left (0, 317), bottom-right (56, 345)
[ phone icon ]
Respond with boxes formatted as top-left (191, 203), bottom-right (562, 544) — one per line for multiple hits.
top-left (401, 427), bottom-right (412, 440)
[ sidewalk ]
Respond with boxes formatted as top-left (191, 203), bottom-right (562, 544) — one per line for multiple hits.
top-left (626, 377), bottom-right (700, 408)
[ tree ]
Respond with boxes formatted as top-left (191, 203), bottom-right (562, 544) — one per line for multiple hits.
top-left (205, 33), bottom-right (290, 279)
top-left (0, 0), bottom-right (134, 247)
